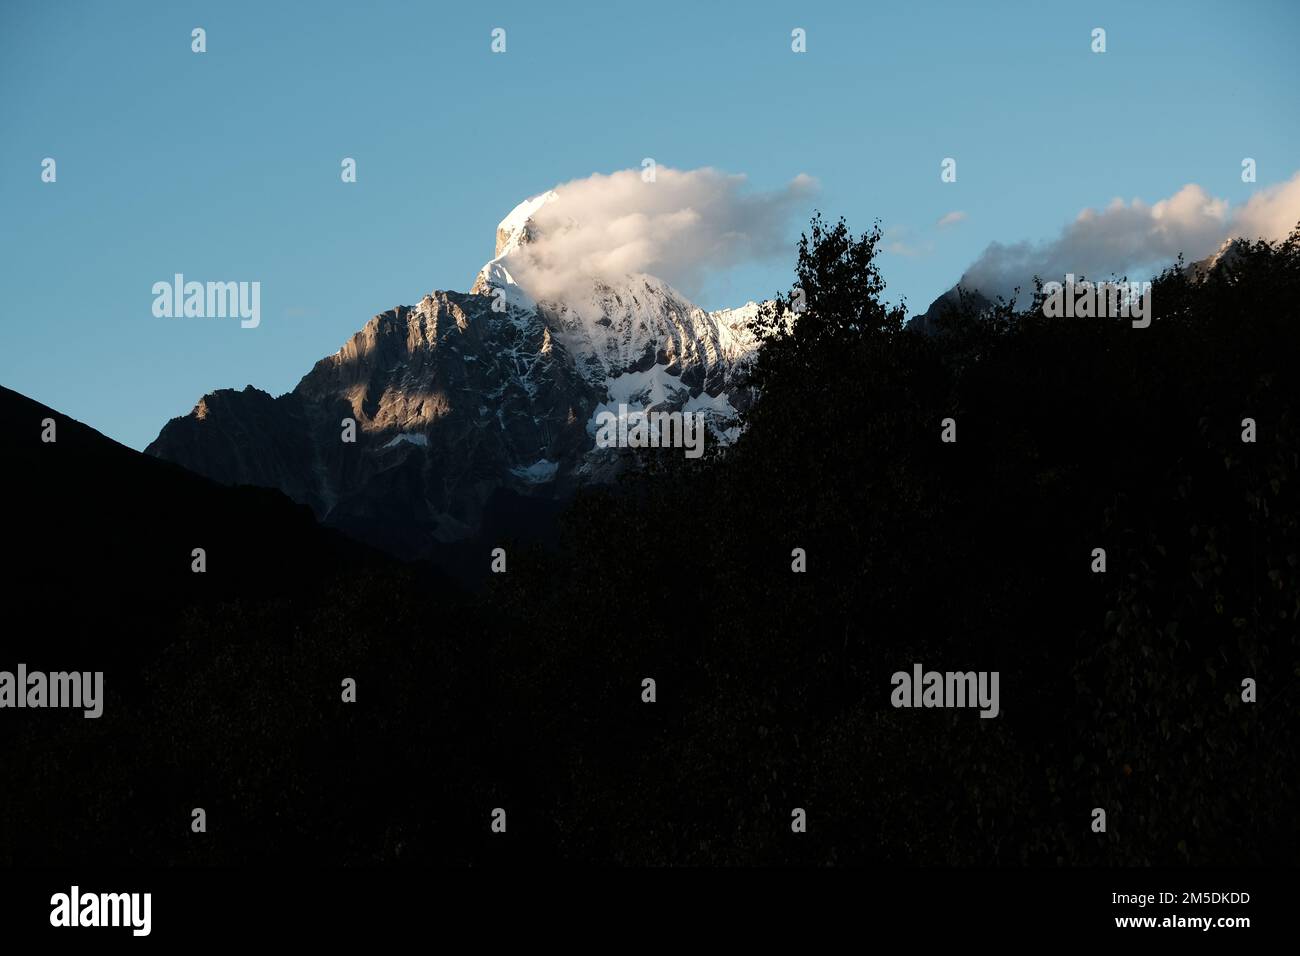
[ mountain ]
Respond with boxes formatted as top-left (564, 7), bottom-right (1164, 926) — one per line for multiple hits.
top-left (908, 286), bottom-right (993, 335)
top-left (908, 237), bottom-right (1254, 335)
top-left (147, 193), bottom-right (764, 563)
top-left (0, 384), bottom-right (409, 662)
top-left (0, 384), bottom-right (472, 867)
top-left (1185, 236), bottom-right (1251, 276)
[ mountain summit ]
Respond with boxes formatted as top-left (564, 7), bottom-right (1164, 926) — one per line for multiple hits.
top-left (147, 192), bottom-right (764, 561)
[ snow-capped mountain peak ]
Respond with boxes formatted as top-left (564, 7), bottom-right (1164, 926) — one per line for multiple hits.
top-left (148, 189), bottom-right (768, 551)
top-left (492, 190), bottom-right (559, 258)
top-left (474, 191), bottom-right (760, 392)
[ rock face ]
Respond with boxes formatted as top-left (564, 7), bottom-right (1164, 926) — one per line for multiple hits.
top-left (147, 193), bottom-right (764, 559)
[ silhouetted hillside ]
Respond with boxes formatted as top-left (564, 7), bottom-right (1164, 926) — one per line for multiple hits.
top-left (0, 388), bottom-right (470, 864)
top-left (3, 221), bottom-right (1297, 868)
top-left (477, 219), bottom-right (1300, 865)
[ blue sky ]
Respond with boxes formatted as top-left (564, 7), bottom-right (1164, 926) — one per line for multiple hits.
top-left (3, 0), bottom-right (1298, 449)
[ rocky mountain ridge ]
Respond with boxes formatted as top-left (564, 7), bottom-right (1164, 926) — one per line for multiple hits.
top-left (147, 193), bottom-right (767, 558)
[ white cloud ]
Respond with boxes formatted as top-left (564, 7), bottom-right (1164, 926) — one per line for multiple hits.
top-left (1231, 172), bottom-right (1300, 242)
top-left (956, 172), bottom-right (1300, 303)
top-left (936, 210), bottom-right (967, 229)
top-left (496, 167), bottom-right (818, 302)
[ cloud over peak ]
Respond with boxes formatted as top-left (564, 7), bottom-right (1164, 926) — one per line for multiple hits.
top-left (492, 166), bottom-right (818, 302)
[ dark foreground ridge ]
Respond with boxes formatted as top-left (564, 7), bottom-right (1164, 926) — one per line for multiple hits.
top-left (2, 220), bottom-right (1298, 869)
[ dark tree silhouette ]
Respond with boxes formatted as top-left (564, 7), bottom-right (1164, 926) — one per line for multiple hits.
top-left (4, 221), bottom-right (1297, 867)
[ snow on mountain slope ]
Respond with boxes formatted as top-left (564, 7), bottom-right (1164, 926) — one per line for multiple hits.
top-left (472, 191), bottom-right (762, 440)
top-left (148, 189), bottom-right (769, 550)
